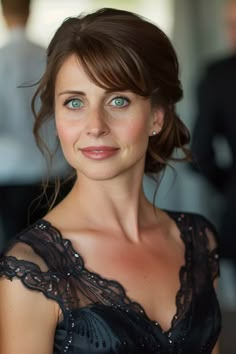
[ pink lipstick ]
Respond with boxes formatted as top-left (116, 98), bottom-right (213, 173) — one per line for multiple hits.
top-left (80, 146), bottom-right (119, 160)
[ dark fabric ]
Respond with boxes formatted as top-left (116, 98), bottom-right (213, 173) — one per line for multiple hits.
top-left (0, 211), bottom-right (221, 354)
top-left (191, 54), bottom-right (236, 259)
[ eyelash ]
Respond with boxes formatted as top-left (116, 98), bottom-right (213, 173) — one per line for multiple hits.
top-left (110, 96), bottom-right (130, 107)
top-left (62, 96), bottom-right (131, 108)
top-left (63, 97), bottom-right (81, 106)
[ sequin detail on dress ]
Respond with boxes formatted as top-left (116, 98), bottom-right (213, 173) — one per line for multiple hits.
top-left (0, 211), bottom-right (221, 354)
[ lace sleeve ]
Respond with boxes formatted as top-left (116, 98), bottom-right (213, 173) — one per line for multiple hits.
top-left (0, 242), bottom-right (72, 314)
top-left (200, 216), bottom-right (220, 281)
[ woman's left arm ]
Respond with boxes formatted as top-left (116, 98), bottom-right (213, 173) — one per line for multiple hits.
top-left (212, 341), bottom-right (219, 354)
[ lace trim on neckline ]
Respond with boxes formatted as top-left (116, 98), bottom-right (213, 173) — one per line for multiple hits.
top-left (32, 211), bottom-right (193, 335)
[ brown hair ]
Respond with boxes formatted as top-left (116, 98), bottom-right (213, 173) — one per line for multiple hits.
top-left (32, 8), bottom-right (191, 203)
top-left (1, 0), bottom-right (30, 17)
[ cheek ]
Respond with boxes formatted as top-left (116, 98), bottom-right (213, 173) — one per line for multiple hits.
top-left (56, 124), bottom-right (70, 144)
top-left (54, 105), bottom-right (77, 144)
top-left (55, 121), bottom-right (81, 168)
top-left (120, 117), bottom-right (150, 145)
top-left (55, 120), bottom-right (80, 152)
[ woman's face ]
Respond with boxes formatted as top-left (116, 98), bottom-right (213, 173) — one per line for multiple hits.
top-left (54, 54), bottom-right (163, 181)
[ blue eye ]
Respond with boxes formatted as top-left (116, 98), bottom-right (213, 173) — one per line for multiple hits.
top-left (65, 98), bottom-right (84, 109)
top-left (110, 97), bottom-right (129, 107)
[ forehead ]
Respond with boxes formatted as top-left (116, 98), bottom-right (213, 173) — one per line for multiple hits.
top-left (55, 55), bottom-right (89, 87)
top-left (54, 54), bottom-right (127, 98)
top-left (55, 54), bottom-right (122, 96)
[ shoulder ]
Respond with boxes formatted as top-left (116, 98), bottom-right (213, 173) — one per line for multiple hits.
top-left (0, 243), bottom-right (57, 353)
top-left (166, 209), bottom-right (216, 229)
top-left (0, 38), bottom-right (45, 62)
top-left (182, 211), bottom-right (217, 240)
top-left (0, 225), bottom-right (62, 352)
top-left (1, 220), bottom-right (69, 272)
top-left (203, 54), bottom-right (236, 81)
top-left (183, 211), bottom-right (217, 232)
top-left (26, 40), bottom-right (46, 57)
top-left (167, 210), bottom-right (220, 280)
top-left (207, 54), bottom-right (236, 70)
top-left (0, 221), bottom-right (74, 307)
top-left (166, 210), bottom-right (218, 249)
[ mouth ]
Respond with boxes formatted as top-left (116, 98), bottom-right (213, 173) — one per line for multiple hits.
top-left (79, 146), bottom-right (120, 160)
top-left (80, 146), bottom-right (119, 152)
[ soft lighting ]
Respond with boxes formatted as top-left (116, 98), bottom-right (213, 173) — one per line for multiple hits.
top-left (0, 0), bottom-right (174, 48)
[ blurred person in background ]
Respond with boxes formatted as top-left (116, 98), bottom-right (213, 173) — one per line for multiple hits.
top-left (191, 0), bottom-right (236, 268)
top-left (0, 0), bottom-right (69, 249)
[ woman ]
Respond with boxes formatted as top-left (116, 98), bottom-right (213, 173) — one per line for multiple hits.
top-left (0, 8), bottom-right (221, 354)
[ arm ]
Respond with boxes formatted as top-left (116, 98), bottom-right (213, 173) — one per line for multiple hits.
top-left (211, 277), bottom-right (220, 354)
top-left (212, 341), bottom-right (219, 354)
top-left (202, 219), bottom-right (221, 354)
top-left (0, 277), bottom-right (59, 354)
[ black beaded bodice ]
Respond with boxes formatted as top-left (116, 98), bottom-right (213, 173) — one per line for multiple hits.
top-left (0, 211), bottom-right (221, 354)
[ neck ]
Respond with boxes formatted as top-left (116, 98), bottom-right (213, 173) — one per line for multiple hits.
top-left (62, 168), bottom-right (157, 242)
top-left (5, 16), bottom-right (27, 29)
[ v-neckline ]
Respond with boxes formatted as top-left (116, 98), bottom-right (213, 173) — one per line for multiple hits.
top-left (38, 210), bottom-right (192, 336)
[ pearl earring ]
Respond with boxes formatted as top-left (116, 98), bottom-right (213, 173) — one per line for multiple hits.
top-left (152, 131), bottom-right (157, 136)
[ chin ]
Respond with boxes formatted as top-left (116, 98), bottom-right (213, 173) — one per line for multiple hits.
top-left (73, 155), bottom-right (145, 181)
top-left (76, 166), bottom-right (124, 181)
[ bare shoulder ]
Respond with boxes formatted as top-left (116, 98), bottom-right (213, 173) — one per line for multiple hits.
top-left (0, 226), bottom-right (62, 353)
top-left (42, 198), bottom-right (76, 233)
top-left (4, 241), bottom-right (48, 272)
top-left (0, 275), bottom-right (58, 354)
top-left (154, 208), bottom-right (184, 247)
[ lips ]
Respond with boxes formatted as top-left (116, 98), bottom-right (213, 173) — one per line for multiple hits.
top-left (79, 146), bottom-right (119, 160)
top-left (80, 146), bottom-right (119, 152)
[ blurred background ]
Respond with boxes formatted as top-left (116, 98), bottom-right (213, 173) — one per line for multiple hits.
top-left (0, 0), bottom-right (235, 352)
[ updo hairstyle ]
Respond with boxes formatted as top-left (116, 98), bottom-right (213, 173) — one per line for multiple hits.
top-left (32, 8), bottom-right (190, 178)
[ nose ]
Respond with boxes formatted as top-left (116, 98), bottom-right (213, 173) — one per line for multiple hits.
top-left (86, 109), bottom-right (110, 137)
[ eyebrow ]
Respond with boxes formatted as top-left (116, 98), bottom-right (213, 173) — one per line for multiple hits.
top-left (57, 89), bottom-right (129, 97)
top-left (57, 90), bottom-right (86, 97)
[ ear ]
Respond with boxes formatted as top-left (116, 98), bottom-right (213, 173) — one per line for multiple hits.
top-left (149, 107), bottom-right (164, 136)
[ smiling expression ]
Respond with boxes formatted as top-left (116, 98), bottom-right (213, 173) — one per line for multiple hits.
top-left (54, 54), bottom-right (163, 181)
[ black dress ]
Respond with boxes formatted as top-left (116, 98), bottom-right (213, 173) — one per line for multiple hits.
top-left (0, 211), bottom-right (221, 354)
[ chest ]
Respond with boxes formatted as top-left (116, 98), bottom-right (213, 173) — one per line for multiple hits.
top-left (68, 232), bottom-right (186, 331)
